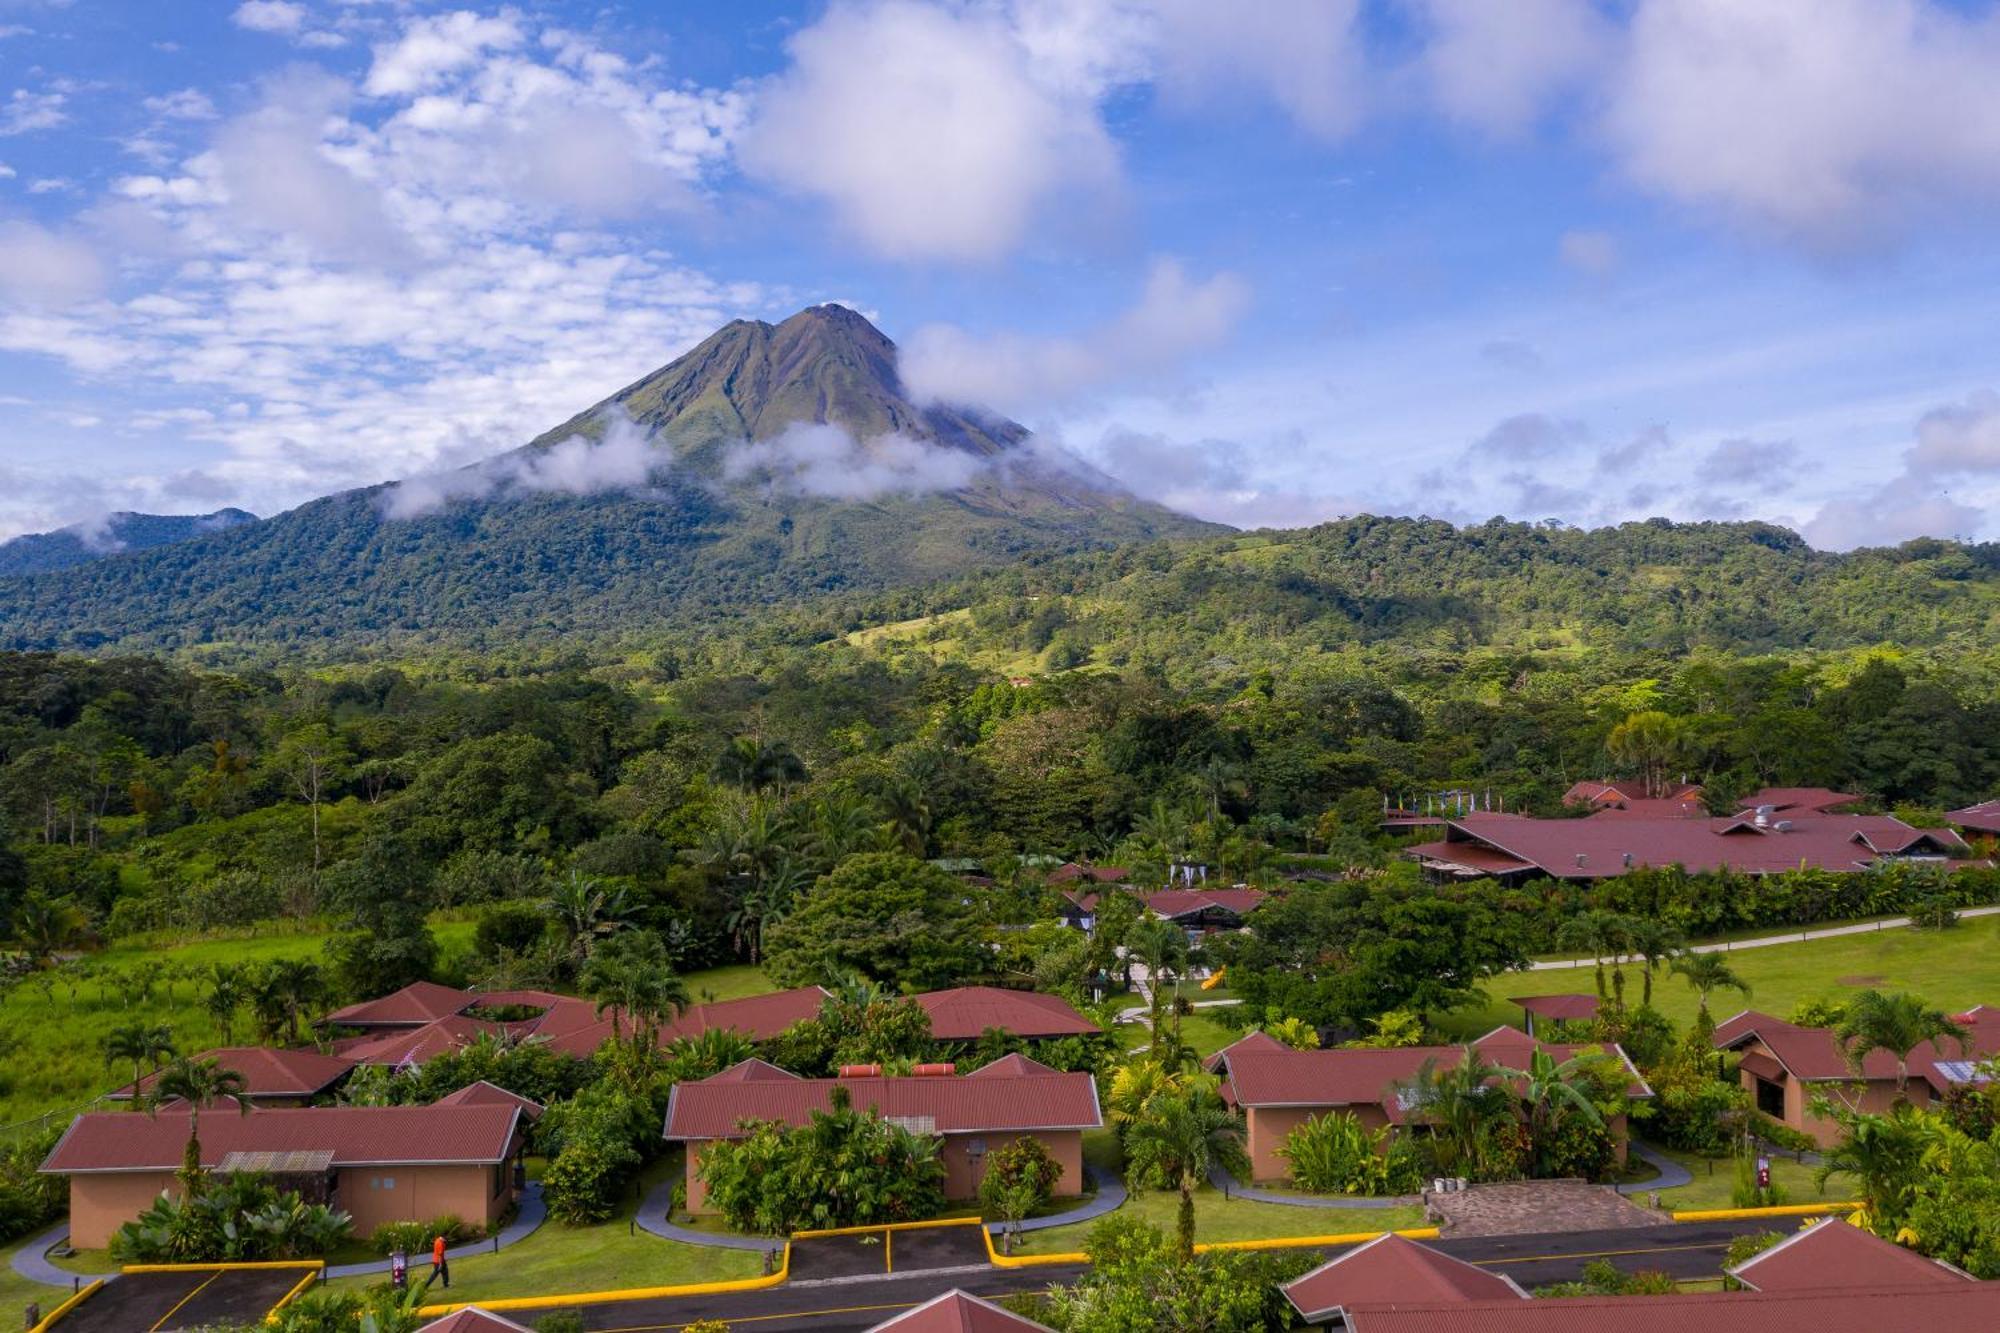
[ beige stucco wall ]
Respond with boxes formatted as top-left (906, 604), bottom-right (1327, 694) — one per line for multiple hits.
top-left (682, 1129), bottom-right (1087, 1217)
top-left (68, 1171), bottom-right (181, 1250)
top-left (1736, 1037), bottom-right (1928, 1149)
top-left (1245, 1105), bottom-right (1393, 1184)
top-left (334, 1163), bottom-right (510, 1236)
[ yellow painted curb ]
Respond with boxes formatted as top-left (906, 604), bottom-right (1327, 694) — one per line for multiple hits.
top-left (416, 1243), bottom-right (790, 1318)
top-left (1672, 1202), bottom-right (1864, 1222)
top-left (263, 1265), bottom-right (323, 1324)
top-left (27, 1279), bottom-right (103, 1333)
top-left (121, 1260), bottom-right (325, 1273)
top-left (792, 1217), bottom-right (984, 1239)
top-left (1197, 1227), bottom-right (1441, 1254)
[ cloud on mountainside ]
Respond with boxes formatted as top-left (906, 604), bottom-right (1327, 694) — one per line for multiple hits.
top-left (722, 422), bottom-right (989, 501)
top-left (381, 410), bottom-right (660, 519)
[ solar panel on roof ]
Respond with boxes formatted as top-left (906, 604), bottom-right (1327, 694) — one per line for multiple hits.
top-left (215, 1149), bottom-right (336, 1173)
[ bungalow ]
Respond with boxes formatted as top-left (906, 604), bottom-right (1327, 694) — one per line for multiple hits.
top-left (1283, 1232), bottom-right (1527, 1329)
top-left (41, 1102), bottom-right (528, 1248)
top-left (1059, 887), bottom-right (1267, 936)
top-left (913, 986), bottom-right (1100, 1043)
top-left (1713, 1006), bottom-right (2000, 1147)
top-left (109, 1046), bottom-right (354, 1106)
top-left (1563, 779), bottom-right (1705, 813)
top-left (419, 1312), bottom-right (536, 1333)
top-left (663, 1053), bottom-right (1101, 1213)
top-left (1280, 1222), bottom-right (1997, 1332)
top-left (526, 986), bottom-right (830, 1059)
top-left (1405, 807), bottom-right (1965, 884)
top-left (1214, 1026), bottom-right (1649, 1182)
top-left (864, 1290), bottom-right (1053, 1333)
top-left (1948, 799), bottom-right (2000, 837)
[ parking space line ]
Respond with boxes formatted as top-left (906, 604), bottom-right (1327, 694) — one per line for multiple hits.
top-left (148, 1270), bottom-right (223, 1332)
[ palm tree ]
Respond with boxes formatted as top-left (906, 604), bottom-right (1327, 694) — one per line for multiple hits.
top-left (579, 930), bottom-right (690, 1055)
top-left (1835, 990), bottom-right (1970, 1098)
top-left (148, 1056), bottom-right (250, 1195)
top-left (263, 958), bottom-right (326, 1045)
top-left (715, 736), bottom-right (808, 792)
top-left (1554, 911), bottom-right (1620, 1003)
top-left (1124, 916), bottom-right (1189, 1049)
top-left (203, 964), bottom-right (247, 1045)
top-left (12, 892), bottom-right (87, 965)
top-left (1122, 1083), bottom-right (1247, 1260)
top-left (1671, 952), bottom-right (1751, 1038)
top-left (1624, 919), bottom-right (1685, 1008)
top-left (1814, 1104), bottom-right (1942, 1228)
top-left (878, 780), bottom-right (933, 859)
top-left (1517, 1049), bottom-right (1606, 1177)
top-left (547, 871), bottom-right (632, 967)
top-left (1604, 710), bottom-right (1691, 799)
top-left (1399, 1049), bottom-right (1520, 1181)
top-left (809, 791), bottom-right (883, 865)
top-left (105, 1021), bottom-right (177, 1106)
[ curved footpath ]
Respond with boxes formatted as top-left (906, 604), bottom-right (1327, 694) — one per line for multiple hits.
top-left (9, 1185), bottom-right (550, 1289)
top-left (638, 1166), bottom-right (1126, 1251)
top-left (1617, 1141), bottom-right (1694, 1195)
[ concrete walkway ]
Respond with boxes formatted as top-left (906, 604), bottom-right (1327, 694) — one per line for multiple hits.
top-left (1004, 1165), bottom-right (1127, 1235)
top-left (1528, 904), bottom-right (2000, 972)
top-left (1617, 1141), bottom-right (1695, 1196)
top-left (9, 1222), bottom-right (88, 1289)
top-left (324, 1183), bottom-right (548, 1279)
top-left (1205, 1165), bottom-right (1418, 1209)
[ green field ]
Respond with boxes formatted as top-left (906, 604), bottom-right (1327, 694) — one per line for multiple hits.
top-left (1015, 1183), bottom-right (1425, 1254)
top-left (1645, 1145), bottom-right (1858, 1213)
top-left (1443, 915), bottom-right (2000, 1038)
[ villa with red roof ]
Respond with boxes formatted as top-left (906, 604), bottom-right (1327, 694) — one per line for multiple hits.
top-left (1948, 798), bottom-right (2000, 837)
top-left (1215, 1026), bottom-right (1649, 1182)
top-left (1714, 1005), bottom-right (2000, 1146)
top-left (1284, 1232), bottom-right (1528, 1327)
top-left (914, 986), bottom-right (1100, 1042)
top-left (418, 1310), bottom-right (536, 1333)
top-left (42, 1102), bottom-right (529, 1247)
top-left (863, 1290), bottom-right (1052, 1333)
top-left (1059, 886), bottom-right (1266, 935)
top-left (664, 1054), bottom-right (1102, 1212)
top-left (109, 1046), bottom-right (355, 1106)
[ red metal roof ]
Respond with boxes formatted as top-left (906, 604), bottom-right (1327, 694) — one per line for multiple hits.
top-left (324, 981), bottom-right (476, 1029)
top-left (1342, 1285), bottom-right (2000, 1332)
top-left (663, 1061), bottom-right (1101, 1140)
top-left (1513, 995), bottom-right (1599, 1022)
top-left (1948, 799), bottom-right (2000, 835)
top-left (1739, 787), bottom-right (1864, 813)
top-left (42, 1104), bottom-right (522, 1173)
top-left (418, 1309), bottom-right (537, 1333)
top-left (1728, 1217), bottom-right (1973, 1292)
top-left (1403, 839), bottom-right (1536, 877)
top-left (965, 1053), bottom-right (1060, 1078)
top-left (1140, 888), bottom-right (1267, 920)
top-left (1563, 780), bottom-right (1702, 807)
top-left (1047, 864), bottom-right (1130, 884)
top-left (863, 1290), bottom-right (1052, 1333)
top-left (1409, 810), bottom-right (1963, 880)
top-left (1714, 1008), bottom-right (2000, 1093)
top-left (433, 1081), bottom-right (545, 1120)
top-left (1204, 1029), bottom-right (1290, 1074)
top-left (529, 986), bottom-right (829, 1058)
top-left (113, 1047), bottom-right (354, 1101)
top-left (338, 1015), bottom-right (502, 1068)
top-left (1221, 1028), bottom-right (1648, 1117)
top-left (1284, 1234), bottom-right (1526, 1321)
top-left (915, 987), bottom-right (1100, 1041)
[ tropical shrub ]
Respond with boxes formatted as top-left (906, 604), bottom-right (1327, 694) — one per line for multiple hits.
top-left (1279, 1112), bottom-right (1417, 1195)
top-left (0, 1126), bottom-right (65, 1246)
top-left (110, 1173), bottom-right (352, 1262)
top-left (1037, 1216), bottom-right (1311, 1333)
top-left (542, 1134), bottom-right (643, 1225)
top-left (1730, 1148), bottom-right (1790, 1209)
top-left (369, 1215), bottom-right (479, 1256)
top-left (1537, 1259), bottom-right (1677, 1297)
top-left (697, 1089), bottom-right (948, 1234)
top-left (1645, 1051), bottom-right (1748, 1155)
top-left (978, 1136), bottom-right (1064, 1221)
top-left (533, 1315), bottom-right (587, 1333)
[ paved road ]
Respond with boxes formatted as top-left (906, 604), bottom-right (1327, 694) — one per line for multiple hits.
top-left (519, 1218), bottom-right (1777, 1332)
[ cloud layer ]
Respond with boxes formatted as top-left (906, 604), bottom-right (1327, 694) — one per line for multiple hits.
top-left (382, 410), bottom-right (662, 519)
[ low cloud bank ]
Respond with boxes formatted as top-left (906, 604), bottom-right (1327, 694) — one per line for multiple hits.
top-left (380, 410), bottom-right (659, 519)
top-left (722, 422), bottom-right (988, 500)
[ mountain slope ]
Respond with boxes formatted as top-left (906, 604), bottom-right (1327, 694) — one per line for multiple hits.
top-left (0, 509), bottom-right (257, 578)
top-left (0, 307), bottom-right (1218, 655)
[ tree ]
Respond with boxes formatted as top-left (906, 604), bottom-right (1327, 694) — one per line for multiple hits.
top-left (202, 964), bottom-right (247, 1045)
top-left (1836, 990), bottom-right (1970, 1098)
top-left (12, 891), bottom-right (87, 964)
top-left (1124, 916), bottom-right (1189, 1053)
top-left (1605, 710), bottom-right (1692, 799)
top-left (105, 1021), bottom-right (177, 1105)
top-left (1671, 953), bottom-right (1751, 1039)
top-left (1624, 919), bottom-right (1685, 1008)
top-left (1555, 911), bottom-right (1627, 1006)
top-left (715, 736), bottom-right (808, 793)
top-left (1815, 1103), bottom-right (1943, 1228)
top-left (273, 722), bottom-right (351, 875)
top-left (547, 871), bottom-right (632, 969)
top-left (763, 853), bottom-right (985, 991)
top-left (1122, 1082), bottom-right (1247, 1260)
top-left (579, 929), bottom-right (689, 1056)
top-left (1517, 1049), bottom-right (1606, 1178)
top-left (1398, 1049), bottom-right (1521, 1182)
top-left (148, 1056), bottom-right (250, 1195)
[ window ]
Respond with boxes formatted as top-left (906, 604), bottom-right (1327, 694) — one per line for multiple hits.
top-left (1754, 1077), bottom-right (1786, 1119)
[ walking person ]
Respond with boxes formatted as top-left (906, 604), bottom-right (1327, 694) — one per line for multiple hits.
top-left (432, 1231), bottom-right (450, 1289)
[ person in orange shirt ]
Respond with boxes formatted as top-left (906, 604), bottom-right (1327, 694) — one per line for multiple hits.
top-left (431, 1233), bottom-right (449, 1289)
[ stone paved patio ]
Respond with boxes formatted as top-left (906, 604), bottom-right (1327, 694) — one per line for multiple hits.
top-left (1425, 1179), bottom-right (1665, 1237)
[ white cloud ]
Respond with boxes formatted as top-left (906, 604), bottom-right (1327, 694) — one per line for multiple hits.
top-left (1905, 391), bottom-right (2000, 474)
top-left (738, 0), bottom-right (1119, 261)
top-left (1804, 478), bottom-right (1980, 550)
top-left (1147, 0), bottom-right (1366, 141)
top-left (1605, 0), bottom-right (2000, 247)
top-left (232, 1), bottom-right (307, 35)
top-left (1474, 413), bottom-right (1590, 461)
top-left (0, 88), bottom-right (67, 135)
top-left (145, 88), bottom-right (218, 121)
top-left (381, 408), bottom-right (660, 519)
top-left (364, 10), bottom-right (525, 98)
top-left (722, 421), bottom-right (987, 500)
top-left (1414, 0), bottom-right (1609, 136)
top-left (26, 177), bottom-right (72, 194)
top-left (1801, 392), bottom-right (2000, 548)
top-left (0, 221), bottom-right (105, 307)
top-left (900, 257), bottom-right (1248, 411)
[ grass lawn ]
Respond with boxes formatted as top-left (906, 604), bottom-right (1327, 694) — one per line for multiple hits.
top-left (0, 919), bottom-right (477, 1127)
top-left (1443, 914), bottom-right (2000, 1038)
top-left (680, 963), bottom-right (775, 1003)
top-left (328, 1156), bottom-right (762, 1304)
top-left (1015, 1183), bottom-right (1425, 1255)
top-left (1117, 1011), bottom-right (1244, 1059)
top-left (1645, 1145), bottom-right (1858, 1213)
top-left (0, 1268), bottom-right (70, 1327)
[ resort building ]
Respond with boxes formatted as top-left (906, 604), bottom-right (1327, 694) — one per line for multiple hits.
top-left (663, 1053), bottom-right (1101, 1213)
top-left (1058, 887), bottom-right (1266, 936)
top-left (109, 1046), bottom-right (355, 1107)
top-left (862, 1290), bottom-right (1053, 1333)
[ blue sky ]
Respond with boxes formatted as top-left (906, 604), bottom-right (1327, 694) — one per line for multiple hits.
top-left (2, 0), bottom-right (1999, 548)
